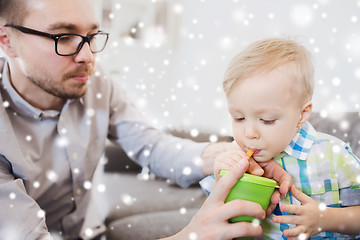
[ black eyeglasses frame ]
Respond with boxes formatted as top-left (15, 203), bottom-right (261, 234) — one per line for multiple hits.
top-left (4, 24), bottom-right (109, 56)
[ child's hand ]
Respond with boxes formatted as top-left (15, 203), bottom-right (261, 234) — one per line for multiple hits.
top-left (258, 160), bottom-right (292, 215)
top-left (272, 185), bottom-right (324, 239)
top-left (213, 149), bottom-right (249, 181)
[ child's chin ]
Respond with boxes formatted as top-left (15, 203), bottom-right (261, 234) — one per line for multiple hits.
top-left (253, 157), bottom-right (272, 163)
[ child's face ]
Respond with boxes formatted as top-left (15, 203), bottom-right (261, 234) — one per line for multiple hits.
top-left (227, 66), bottom-right (303, 162)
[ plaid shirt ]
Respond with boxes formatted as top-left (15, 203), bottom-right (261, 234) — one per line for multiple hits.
top-left (200, 122), bottom-right (360, 239)
top-left (263, 121), bottom-right (360, 239)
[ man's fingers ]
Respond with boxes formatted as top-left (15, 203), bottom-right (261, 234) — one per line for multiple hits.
top-left (221, 199), bottom-right (265, 221)
top-left (266, 190), bottom-right (280, 215)
top-left (266, 202), bottom-right (277, 216)
top-left (209, 159), bottom-right (249, 203)
top-left (225, 221), bottom-right (263, 239)
top-left (214, 161), bottom-right (237, 181)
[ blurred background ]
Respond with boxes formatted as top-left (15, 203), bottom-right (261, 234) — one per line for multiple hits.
top-left (2, 0), bottom-right (360, 137)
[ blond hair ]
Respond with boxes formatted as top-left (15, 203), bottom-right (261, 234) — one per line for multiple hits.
top-left (223, 38), bottom-right (314, 103)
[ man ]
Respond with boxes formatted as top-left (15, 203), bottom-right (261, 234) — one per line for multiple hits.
top-left (0, 0), bottom-right (290, 239)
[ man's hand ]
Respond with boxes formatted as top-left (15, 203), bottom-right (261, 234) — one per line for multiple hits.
top-left (203, 142), bottom-right (291, 216)
top-left (163, 159), bottom-right (265, 240)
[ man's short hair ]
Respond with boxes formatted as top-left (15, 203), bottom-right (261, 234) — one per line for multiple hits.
top-left (0, 0), bottom-right (29, 25)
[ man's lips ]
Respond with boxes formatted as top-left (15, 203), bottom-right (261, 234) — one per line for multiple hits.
top-left (71, 74), bottom-right (90, 83)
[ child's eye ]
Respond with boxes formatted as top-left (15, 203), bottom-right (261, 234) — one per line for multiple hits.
top-left (261, 119), bottom-right (276, 125)
top-left (234, 117), bottom-right (245, 122)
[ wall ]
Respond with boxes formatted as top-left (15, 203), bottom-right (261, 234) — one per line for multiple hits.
top-left (99, 0), bottom-right (360, 136)
top-left (2, 0), bottom-right (360, 136)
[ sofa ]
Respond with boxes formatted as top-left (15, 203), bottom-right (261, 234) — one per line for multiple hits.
top-left (97, 112), bottom-right (360, 240)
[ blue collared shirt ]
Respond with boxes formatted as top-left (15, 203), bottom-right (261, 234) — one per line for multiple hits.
top-left (0, 58), bottom-right (207, 239)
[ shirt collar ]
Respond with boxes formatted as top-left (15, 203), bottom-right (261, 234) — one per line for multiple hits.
top-left (282, 121), bottom-right (317, 160)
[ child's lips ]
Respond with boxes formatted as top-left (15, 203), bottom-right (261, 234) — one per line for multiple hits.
top-left (249, 149), bottom-right (261, 155)
top-left (253, 149), bottom-right (261, 155)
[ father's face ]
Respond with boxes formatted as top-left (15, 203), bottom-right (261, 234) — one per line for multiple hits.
top-left (12, 0), bottom-right (99, 99)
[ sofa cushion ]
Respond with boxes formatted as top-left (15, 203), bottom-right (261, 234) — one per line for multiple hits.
top-left (95, 172), bottom-right (206, 224)
top-left (309, 112), bottom-right (360, 157)
top-left (106, 208), bottom-right (198, 240)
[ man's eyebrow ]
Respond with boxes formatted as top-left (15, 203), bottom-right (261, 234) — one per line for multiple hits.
top-left (47, 22), bottom-right (100, 32)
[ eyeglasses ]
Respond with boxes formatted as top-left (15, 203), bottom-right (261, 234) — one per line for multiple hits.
top-left (4, 24), bottom-right (109, 56)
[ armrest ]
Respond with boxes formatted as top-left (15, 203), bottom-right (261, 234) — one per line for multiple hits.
top-left (103, 144), bottom-right (142, 173)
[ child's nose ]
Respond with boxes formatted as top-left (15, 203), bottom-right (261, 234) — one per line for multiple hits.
top-left (244, 123), bottom-right (260, 140)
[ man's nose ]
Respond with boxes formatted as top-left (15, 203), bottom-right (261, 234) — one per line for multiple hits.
top-left (74, 42), bottom-right (94, 64)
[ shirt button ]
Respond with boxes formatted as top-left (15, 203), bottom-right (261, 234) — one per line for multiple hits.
top-left (76, 189), bottom-right (82, 195)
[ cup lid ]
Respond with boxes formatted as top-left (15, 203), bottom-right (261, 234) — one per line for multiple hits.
top-left (220, 170), bottom-right (279, 188)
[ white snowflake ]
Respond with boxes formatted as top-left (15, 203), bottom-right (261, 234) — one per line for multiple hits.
top-left (190, 128), bottom-right (199, 137)
top-left (179, 207), bottom-right (187, 214)
top-left (340, 120), bottom-right (349, 130)
top-left (33, 181), bottom-right (40, 188)
top-left (9, 192), bottom-right (16, 200)
top-left (332, 145), bottom-right (341, 153)
top-left (86, 108), bottom-right (95, 117)
top-left (84, 228), bottom-right (93, 237)
top-left (332, 77), bottom-right (341, 86)
top-left (189, 232), bottom-right (197, 240)
top-left (182, 167), bottom-right (192, 175)
top-left (97, 184), bottom-right (106, 193)
top-left (290, 4), bottom-right (314, 27)
top-left (209, 134), bottom-right (218, 143)
top-left (220, 37), bottom-right (233, 50)
top-left (319, 202), bottom-right (327, 211)
top-left (57, 137), bottom-right (68, 147)
top-left (298, 233), bottom-right (308, 240)
top-left (122, 194), bottom-right (133, 205)
top-left (37, 209), bottom-right (45, 218)
top-left (252, 218), bottom-right (261, 226)
top-left (83, 181), bottom-right (92, 190)
top-left (3, 101), bottom-right (9, 108)
top-left (46, 170), bottom-right (58, 182)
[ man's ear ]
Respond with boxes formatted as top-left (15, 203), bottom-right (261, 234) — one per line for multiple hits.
top-left (0, 26), bottom-right (17, 57)
top-left (297, 101), bottom-right (312, 129)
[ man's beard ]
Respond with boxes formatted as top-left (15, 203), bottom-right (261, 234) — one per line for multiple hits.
top-left (28, 65), bottom-right (93, 99)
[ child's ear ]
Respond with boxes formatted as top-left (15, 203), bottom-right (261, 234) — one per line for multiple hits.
top-left (297, 101), bottom-right (312, 129)
top-left (0, 26), bottom-right (17, 58)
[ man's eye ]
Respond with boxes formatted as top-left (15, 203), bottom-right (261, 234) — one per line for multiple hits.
top-left (261, 119), bottom-right (276, 125)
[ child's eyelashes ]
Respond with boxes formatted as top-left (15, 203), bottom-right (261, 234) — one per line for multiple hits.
top-left (261, 119), bottom-right (276, 125)
top-left (233, 117), bottom-right (276, 125)
top-left (234, 117), bottom-right (245, 122)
